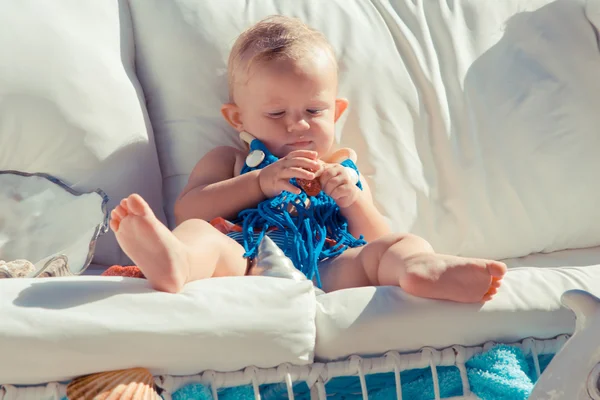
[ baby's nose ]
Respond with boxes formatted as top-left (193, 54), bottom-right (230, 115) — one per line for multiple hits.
top-left (287, 118), bottom-right (310, 132)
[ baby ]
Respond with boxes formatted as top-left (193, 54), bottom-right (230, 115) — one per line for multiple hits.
top-left (110, 16), bottom-right (506, 302)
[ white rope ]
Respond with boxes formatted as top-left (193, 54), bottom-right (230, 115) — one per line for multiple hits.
top-left (522, 338), bottom-right (542, 379)
top-left (277, 364), bottom-right (295, 400)
top-left (452, 346), bottom-right (471, 397)
top-left (0, 386), bottom-right (12, 400)
top-left (349, 356), bottom-right (369, 400)
top-left (310, 378), bottom-right (327, 400)
top-left (244, 367), bottom-right (261, 400)
top-left (0, 383), bottom-right (67, 400)
top-left (384, 351), bottom-right (403, 400)
top-left (306, 363), bottom-right (325, 389)
top-left (155, 375), bottom-right (173, 400)
top-left (202, 370), bottom-right (219, 400)
top-left (423, 348), bottom-right (442, 400)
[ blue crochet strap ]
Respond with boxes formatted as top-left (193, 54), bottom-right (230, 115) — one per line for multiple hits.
top-left (240, 138), bottom-right (278, 175)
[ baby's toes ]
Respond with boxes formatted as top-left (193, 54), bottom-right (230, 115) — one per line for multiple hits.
top-left (482, 293), bottom-right (494, 302)
top-left (124, 193), bottom-right (150, 216)
top-left (119, 198), bottom-right (130, 212)
top-left (112, 205), bottom-right (127, 220)
top-left (487, 261), bottom-right (507, 278)
top-left (490, 277), bottom-right (502, 289)
top-left (109, 216), bottom-right (120, 232)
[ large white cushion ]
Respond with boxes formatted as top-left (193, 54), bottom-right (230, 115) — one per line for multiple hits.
top-left (129, 0), bottom-right (600, 260)
top-left (0, 0), bottom-right (165, 266)
top-left (0, 276), bottom-right (316, 385)
top-left (314, 247), bottom-right (600, 361)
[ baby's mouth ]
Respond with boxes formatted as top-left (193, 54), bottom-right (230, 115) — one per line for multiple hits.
top-left (289, 140), bottom-right (312, 147)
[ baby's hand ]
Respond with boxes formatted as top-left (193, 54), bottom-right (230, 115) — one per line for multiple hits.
top-left (318, 163), bottom-right (360, 208)
top-left (258, 150), bottom-right (321, 198)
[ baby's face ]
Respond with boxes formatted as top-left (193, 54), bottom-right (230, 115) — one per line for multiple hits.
top-left (233, 51), bottom-right (342, 159)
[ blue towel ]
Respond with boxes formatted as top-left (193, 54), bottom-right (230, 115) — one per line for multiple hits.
top-left (168, 344), bottom-right (554, 400)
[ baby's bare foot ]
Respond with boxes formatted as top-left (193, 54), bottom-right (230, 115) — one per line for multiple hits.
top-left (110, 194), bottom-right (188, 292)
top-left (401, 253), bottom-right (507, 303)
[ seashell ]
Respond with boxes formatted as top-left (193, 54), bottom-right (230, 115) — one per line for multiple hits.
top-left (248, 236), bottom-right (325, 295)
top-left (0, 266), bottom-right (13, 279)
top-left (66, 367), bottom-right (159, 400)
top-left (0, 259), bottom-right (35, 278)
top-left (0, 171), bottom-right (108, 277)
top-left (248, 235), bottom-right (307, 282)
top-left (37, 255), bottom-right (71, 277)
top-left (296, 178), bottom-right (322, 196)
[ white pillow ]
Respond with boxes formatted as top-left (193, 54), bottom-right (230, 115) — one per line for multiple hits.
top-left (314, 247), bottom-right (600, 361)
top-left (129, 0), bottom-right (600, 260)
top-left (0, 0), bottom-right (165, 266)
top-left (0, 276), bottom-right (317, 385)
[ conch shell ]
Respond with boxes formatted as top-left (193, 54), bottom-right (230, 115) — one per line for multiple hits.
top-left (66, 367), bottom-right (159, 400)
top-left (248, 236), bottom-right (325, 295)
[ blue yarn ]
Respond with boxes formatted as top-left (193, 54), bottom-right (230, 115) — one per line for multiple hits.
top-left (235, 139), bottom-right (366, 286)
top-left (168, 384), bottom-right (254, 400)
top-left (466, 345), bottom-right (534, 400)
top-left (171, 383), bottom-right (213, 400)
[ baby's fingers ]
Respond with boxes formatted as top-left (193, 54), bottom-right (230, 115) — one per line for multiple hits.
top-left (287, 150), bottom-right (319, 160)
top-left (280, 167), bottom-right (315, 181)
top-left (283, 157), bottom-right (321, 172)
top-left (277, 180), bottom-right (302, 195)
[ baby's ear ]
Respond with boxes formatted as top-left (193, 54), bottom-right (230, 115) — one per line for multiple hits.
top-left (221, 103), bottom-right (244, 131)
top-left (334, 98), bottom-right (349, 122)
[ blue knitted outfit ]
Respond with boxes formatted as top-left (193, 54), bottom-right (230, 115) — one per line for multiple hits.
top-left (227, 138), bottom-right (366, 288)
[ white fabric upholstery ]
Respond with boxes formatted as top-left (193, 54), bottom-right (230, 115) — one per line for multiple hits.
top-left (0, 276), bottom-right (316, 385)
top-left (314, 247), bottom-right (600, 361)
top-left (129, 0), bottom-right (600, 261)
top-left (0, 0), bottom-right (165, 266)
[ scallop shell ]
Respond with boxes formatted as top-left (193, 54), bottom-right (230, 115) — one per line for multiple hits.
top-left (66, 367), bottom-right (159, 400)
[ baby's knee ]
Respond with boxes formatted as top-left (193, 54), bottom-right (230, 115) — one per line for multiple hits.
top-left (371, 232), bottom-right (432, 252)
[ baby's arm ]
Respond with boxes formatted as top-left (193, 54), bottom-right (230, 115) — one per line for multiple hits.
top-left (175, 147), bottom-right (321, 225)
top-left (340, 178), bottom-right (391, 242)
top-left (174, 146), bottom-right (264, 224)
top-left (318, 161), bottom-right (390, 242)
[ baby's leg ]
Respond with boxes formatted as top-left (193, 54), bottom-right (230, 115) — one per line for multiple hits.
top-left (110, 194), bottom-right (247, 293)
top-left (320, 233), bottom-right (506, 303)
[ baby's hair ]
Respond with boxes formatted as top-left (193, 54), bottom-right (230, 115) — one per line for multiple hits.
top-left (227, 15), bottom-right (336, 101)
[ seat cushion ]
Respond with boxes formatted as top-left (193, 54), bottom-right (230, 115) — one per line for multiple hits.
top-left (314, 247), bottom-right (600, 361)
top-left (0, 0), bottom-right (165, 266)
top-left (0, 276), bottom-right (317, 385)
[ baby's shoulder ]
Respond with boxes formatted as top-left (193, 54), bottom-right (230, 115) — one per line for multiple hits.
top-left (194, 145), bottom-right (247, 177)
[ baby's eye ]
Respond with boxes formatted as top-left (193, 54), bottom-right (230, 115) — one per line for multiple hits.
top-left (267, 111), bottom-right (285, 118)
top-left (306, 109), bottom-right (323, 115)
